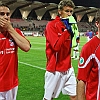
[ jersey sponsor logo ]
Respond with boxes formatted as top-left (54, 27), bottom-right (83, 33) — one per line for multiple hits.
top-left (6, 48), bottom-right (15, 54)
top-left (0, 51), bottom-right (4, 54)
top-left (79, 57), bottom-right (84, 65)
top-left (0, 38), bottom-right (6, 40)
top-left (0, 48), bottom-right (15, 55)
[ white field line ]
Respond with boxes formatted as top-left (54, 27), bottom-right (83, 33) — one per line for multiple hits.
top-left (30, 42), bottom-right (45, 45)
top-left (18, 61), bottom-right (46, 70)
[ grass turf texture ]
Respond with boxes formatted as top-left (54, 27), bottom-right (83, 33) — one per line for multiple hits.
top-left (17, 36), bottom-right (87, 100)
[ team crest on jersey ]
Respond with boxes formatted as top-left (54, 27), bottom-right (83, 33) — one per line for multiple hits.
top-left (79, 57), bottom-right (84, 65)
top-left (9, 39), bottom-right (15, 46)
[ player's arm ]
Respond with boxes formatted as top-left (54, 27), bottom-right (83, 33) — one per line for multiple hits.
top-left (8, 26), bottom-right (30, 52)
top-left (46, 22), bottom-right (70, 51)
top-left (77, 80), bottom-right (86, 100)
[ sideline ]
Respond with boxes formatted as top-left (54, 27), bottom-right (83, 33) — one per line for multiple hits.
top-left (18, 61), bottom-right (46, 70)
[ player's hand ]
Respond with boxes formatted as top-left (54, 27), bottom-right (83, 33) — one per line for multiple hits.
top-left (0, 17), bottom-right (7, 27)
top-left (0, 17), bottom-right (12, 30)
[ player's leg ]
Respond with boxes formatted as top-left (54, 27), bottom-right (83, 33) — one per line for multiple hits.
top-left (6, 86), bottom-right (18, 100)
top-left (71, 49), bottom-right (76, 59)
top-left (76, 51), bottom-right (79, 59)
top-left (43, 71), bottom-right (61, 100)
top-left (0, 86), bottom-right (18, 100)
top-left (0, 92), bottom-right (6, 100)
top-left (62, 67), bottom-right (77, 100)
top-left (74, 45), bottom-right (79, 60)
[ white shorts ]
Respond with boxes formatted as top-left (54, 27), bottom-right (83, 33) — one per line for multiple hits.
top-left (43, 67), bottom-right (77, 100)
top-left (0, 86), bottom-right (18, 100)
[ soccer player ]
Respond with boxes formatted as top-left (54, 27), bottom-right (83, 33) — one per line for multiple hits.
top-left (43, 0), bottom-right (77, 100)
top-left (0, 4), bottom-right (30, 100)
top-left (71, 36), bottom-right (80, 60)
top-left (77, 10), bottom-right (100, 100)
top-left (85, 30), bottom-right (95, 41)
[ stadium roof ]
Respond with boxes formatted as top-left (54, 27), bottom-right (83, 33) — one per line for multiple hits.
top-left (0, 0), bottom-right (100, 20)
top-left (32, 0), bottom-right (100, 8)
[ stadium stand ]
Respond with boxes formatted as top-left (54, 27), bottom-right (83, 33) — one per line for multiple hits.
top-left (1, 0), bottom-right (99, 36)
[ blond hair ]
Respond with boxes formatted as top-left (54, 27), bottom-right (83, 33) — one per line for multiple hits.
top-left (58, 0), bottom-right (75, 10)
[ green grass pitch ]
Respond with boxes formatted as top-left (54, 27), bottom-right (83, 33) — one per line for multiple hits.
top-left (17, 36), bottom-right (87, 100)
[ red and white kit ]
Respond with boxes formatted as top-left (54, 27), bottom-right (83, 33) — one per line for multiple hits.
top-left (77, 36), bottom-right (100, 100)
top-left (0, 28), bottom-right (24, 92)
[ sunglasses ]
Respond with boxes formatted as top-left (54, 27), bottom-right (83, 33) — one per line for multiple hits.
top-left (0, 12), bottom-right (10, 16)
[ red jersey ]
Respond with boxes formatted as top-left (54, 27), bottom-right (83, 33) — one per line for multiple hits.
top-left (45, 16), bottom-right (71, 72)
top-left (77, 36), bottom-right (100, 100)
top-left (0, 28), bottom-right (24, 92)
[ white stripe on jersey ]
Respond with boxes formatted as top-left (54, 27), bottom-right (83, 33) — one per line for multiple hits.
top-left (78, 54), bottom-right (99, 68)
top-left (78, 53), bottom-right (100, 100)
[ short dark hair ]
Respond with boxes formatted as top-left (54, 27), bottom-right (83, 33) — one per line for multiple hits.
top-left (0, 4), bottom-right (10, 10)
top-left (58, 0), bottom-right (75, 10)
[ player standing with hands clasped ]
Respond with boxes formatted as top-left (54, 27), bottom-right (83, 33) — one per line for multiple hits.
top-left (43, 0), bottom-right (77, 100)
top-left (0, 4), bottom-right (30, 100)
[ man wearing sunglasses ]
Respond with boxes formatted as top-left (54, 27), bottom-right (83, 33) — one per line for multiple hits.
top-left (0, 4), bottom-right (30, 100)
top-left (43, 0), bottom-right (78, 100)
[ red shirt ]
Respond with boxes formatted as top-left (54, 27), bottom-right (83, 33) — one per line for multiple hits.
top-left (77, 36), bottom-right (100, 100)
top-left (45, 16), bottom-right (71, 72)
top-left (0, 28), bottom-right (24, 92)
